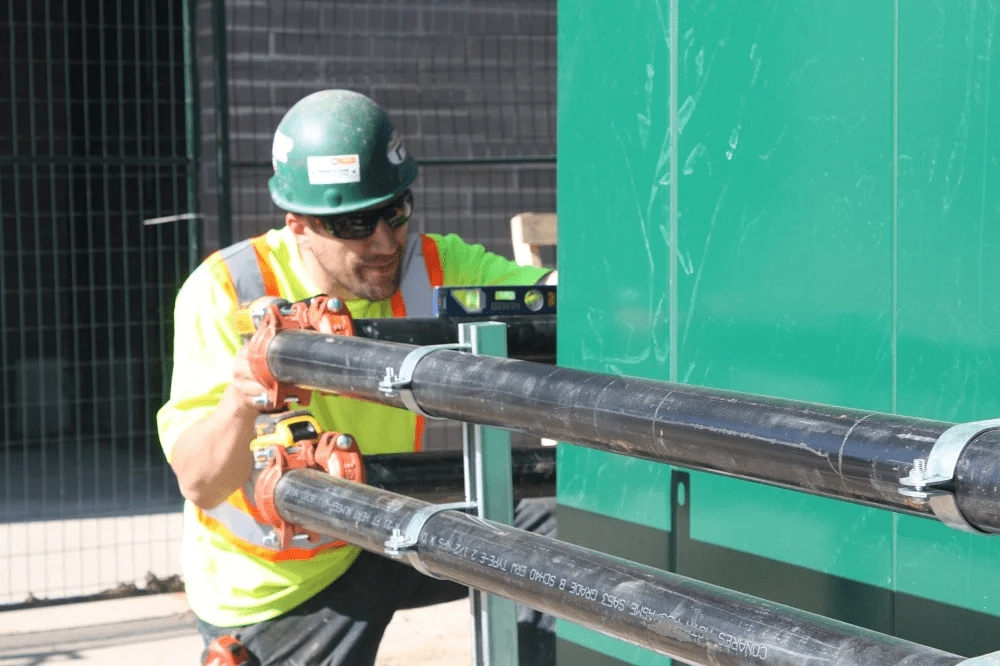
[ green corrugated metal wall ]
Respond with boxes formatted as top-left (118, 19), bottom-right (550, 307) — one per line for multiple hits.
top-left (556, 1), bottom-right (999, 663)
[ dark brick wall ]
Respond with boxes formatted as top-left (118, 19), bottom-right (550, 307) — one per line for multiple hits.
top-left (196, 0), bottom-right (557, 265)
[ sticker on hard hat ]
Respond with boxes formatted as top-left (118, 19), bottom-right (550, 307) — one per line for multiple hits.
top-left (272, 130), bottom-right (294, 165)
top-left (387, 130), bottom-right (407, 166)
top-left (307, 155), bottom-right (361, 185)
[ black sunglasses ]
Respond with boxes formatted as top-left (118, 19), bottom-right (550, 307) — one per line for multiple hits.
top-left (316, 190), bottom-right (413, 240)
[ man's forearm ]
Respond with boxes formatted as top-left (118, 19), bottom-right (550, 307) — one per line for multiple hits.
top-left (169, 383), bottom-right (259, 510)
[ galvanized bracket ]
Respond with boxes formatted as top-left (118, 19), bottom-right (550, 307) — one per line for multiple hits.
top-left (899, 418), bottom-right (1000, 534)
top-left (377, 343), bottom-right (471, 418)
top-left (384, 500), bottom-right (477, 577)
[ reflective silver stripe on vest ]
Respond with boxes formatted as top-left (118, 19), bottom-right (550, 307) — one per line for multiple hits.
top-left (399, 234), bottom-right (433, 316)
top-left (220, 239), bottom-right (266, 304)
top-left (203, 480), bottom-right (340, 552)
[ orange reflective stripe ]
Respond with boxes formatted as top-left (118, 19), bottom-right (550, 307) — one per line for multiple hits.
top-left (206, 250), bottom-right (240, 304)
top-left (227, 487), bottom-right (268, 524)
top-left (196, 507), bottom-right (348, 562)
top-left (402, 234), bottom-right (442, 453)
top-left (390, 291), bottom-right (407, 316)
top-left (413, 415), bottom-right (425, 452)
top-left (248, 236), bottom-right (281, 297)
top-left (421, 234), bottom-right (444, 288)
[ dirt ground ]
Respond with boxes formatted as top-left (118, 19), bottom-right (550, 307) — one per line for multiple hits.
top-left (0, 593), bottom-right (472, 666)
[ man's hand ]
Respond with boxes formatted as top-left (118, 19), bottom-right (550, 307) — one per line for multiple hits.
top-left (229, 345), bottom-right (271, 416)
top-left (168, 346), bottom-right (268, 509)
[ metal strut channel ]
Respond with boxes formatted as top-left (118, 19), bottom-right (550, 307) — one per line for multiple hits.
top-left (899, 418), bottom-right (1000, 533)
top-left (377, 343), bottom-right (471, 418)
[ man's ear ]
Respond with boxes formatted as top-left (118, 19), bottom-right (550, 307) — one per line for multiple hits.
top-left (286, 212), bottom-right (309, 236)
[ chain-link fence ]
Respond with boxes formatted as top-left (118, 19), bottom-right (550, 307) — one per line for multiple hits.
top-left (1, 0), bottom-right (556, 606)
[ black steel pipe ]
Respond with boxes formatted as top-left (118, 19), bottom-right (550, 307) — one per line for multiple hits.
top-left (275, 469), bottom-right (971, 666)
top-left (265, 331), bottom-right (1000, 533)
top-left (366, 447), bottom-right (555, 503)
top-left (353, 315), bottom-right (556, 364)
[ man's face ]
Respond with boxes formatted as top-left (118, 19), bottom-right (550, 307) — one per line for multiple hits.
top-left (291, 215), bottom-right (408, 302)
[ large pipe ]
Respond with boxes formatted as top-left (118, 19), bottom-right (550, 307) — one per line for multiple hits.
top-left (265, 331), bottom-right (1000, 533)
top-left (275, 469), bottom-right (974, 666)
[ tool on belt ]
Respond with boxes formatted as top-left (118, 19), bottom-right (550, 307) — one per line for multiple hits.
top-left (203, 635), bottom-right (252, 666)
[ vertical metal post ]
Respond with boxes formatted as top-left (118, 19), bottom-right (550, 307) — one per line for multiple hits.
top-left (210, 0), bottom-right (232, 247)
top-left (459, 322), bottom-right (519, 666)
top-left (182, 0), bottom-right (202, 267)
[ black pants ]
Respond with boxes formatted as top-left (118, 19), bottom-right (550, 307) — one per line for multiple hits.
top-left (197, 497), bottom-right (556, 666)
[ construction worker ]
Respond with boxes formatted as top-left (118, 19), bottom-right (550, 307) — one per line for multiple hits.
top-left (157, 89), bottom-right (557, 665)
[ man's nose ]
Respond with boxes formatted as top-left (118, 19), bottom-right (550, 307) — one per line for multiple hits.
top-left (365, 219), bottom-right (400, 254)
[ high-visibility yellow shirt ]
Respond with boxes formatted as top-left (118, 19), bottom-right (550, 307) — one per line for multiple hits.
top-left (157, 226), bottom-right (548, 627)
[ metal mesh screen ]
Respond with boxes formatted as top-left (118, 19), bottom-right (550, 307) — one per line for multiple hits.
top-left (1, 0), bottom-right (194, 605)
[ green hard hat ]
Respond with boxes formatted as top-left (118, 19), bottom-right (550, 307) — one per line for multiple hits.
top-left (268, 90), bottom-right (418, 216)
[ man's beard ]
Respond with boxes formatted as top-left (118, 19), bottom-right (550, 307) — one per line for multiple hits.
top-left (348, 260), bottom-right (403, 302)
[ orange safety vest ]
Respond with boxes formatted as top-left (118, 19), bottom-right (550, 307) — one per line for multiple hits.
top-left (197, 232), bottom-right (445, 561)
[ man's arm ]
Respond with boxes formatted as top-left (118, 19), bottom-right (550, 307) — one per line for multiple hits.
top-left (167, 345), bottom-right (267, 509)
top-left (158, 269), bottom-right (270, 511)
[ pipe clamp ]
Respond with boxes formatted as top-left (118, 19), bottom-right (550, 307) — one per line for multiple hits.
top-left (378, 343), bottom-right (471, 418)
top-left (384, 500), bottom-right (477, 577)
top-left (899, 418), bottom-right (1000, 533)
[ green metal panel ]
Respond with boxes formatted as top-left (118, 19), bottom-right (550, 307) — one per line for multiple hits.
top-left (557, 3), bottom-right (676, 657)
top-left (685, 473), bottom-right (892, 589)
top-left (674, 0), bottom-right (896, 410)
top-left (557, 0), bottom-right (672, 383)
top-left (558, 0), bottom-right (1000, 662)
top-left (557, 445), bottom-right (671, 533)
top-left (895, 2), bottom-right (1000, 423)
